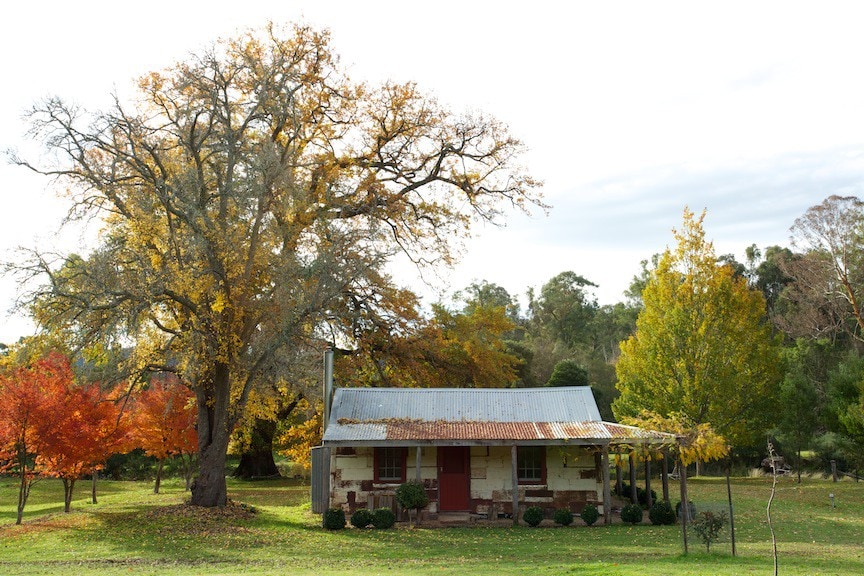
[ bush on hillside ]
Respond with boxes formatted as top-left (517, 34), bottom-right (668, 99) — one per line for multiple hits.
top-left (323, 507), bottom-right (346, 530)
top-left (621, 503), bottom-right (643, 525)
top-left (523, 506), bottom-right (544, 527)
top-left (371, 507), bottom-right (396, 529)
top-left (350, 508), bottom-right (373, 528)
top-left (649, 501), bottom-right (677, 525)
top-left (580, 503), bottom-right (600, 526)
top-left (553, 508), bottom-right (574, 526)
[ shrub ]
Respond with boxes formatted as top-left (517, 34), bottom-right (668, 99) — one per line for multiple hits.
top-left (523, 506), bottom-right (544, 527)
top-left (692, 510), bottom-right (727, 552)
top-left (580, 503), bottom-right (600, 526)
top-left (676, 500), bottom-right (696, 522)
top-left (105, 448), bottom-right (157, 480)
top-left (621, 503), bottom-right (643, 525)
top-left (616, 482), bottom-right (657, 507)
top-left (553, 508), bottom-right (574, 526)
top-left (396, 481), bottom-right (429, 525)
top-left (371, 507), bottom-right (396, 529)
top-left (649, 501), bottom-right (677, 525)
top-left (638, 487), bottom-right (657, 507)
top-left (323, 507), bottom-right (346, 530)
top-left (350, 508), bottom-right (373, 528)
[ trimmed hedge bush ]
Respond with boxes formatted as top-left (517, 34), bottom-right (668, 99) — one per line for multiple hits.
top-left (350, 508), bottom-right (373, 528)
top-left (371, 507), bottom-right (396, 529)
top-left (648, 501), bottom-right (677, 525)
top-left (523, 506), bottom-right (544, 527)
top-left (323, 507), bottom-right (346, 530)
top-left (553, 508), bottom-right (574, 526)
top-left (580, 503), bottom-right (600, 526)
top-left (621, 503), bottom-right (643, 525)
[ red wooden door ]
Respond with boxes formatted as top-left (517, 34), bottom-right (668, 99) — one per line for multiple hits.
top-left (438, 446), bottom-right (470, 511)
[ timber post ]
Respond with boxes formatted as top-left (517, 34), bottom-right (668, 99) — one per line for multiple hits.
top-left (679, 456), bottom-right (689, 554)
top-left (602, 447), bottom-right (612, 525)
top-left (661, 449), bottom-right (670, 502)
top-left (645, 457), bottom-right (653, 509)
top-left (511, 444), bottom-right (519, 526)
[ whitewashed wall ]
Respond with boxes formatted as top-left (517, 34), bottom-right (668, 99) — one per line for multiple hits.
top-left (329, 445), bottom-right (604, 517)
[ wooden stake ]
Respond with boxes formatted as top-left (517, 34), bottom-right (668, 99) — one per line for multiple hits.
top-left (679, 457), bottom-right (689, 554)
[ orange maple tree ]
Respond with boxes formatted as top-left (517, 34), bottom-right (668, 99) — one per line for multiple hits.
top-left (0, 352), bottom-right (70, 524)
top-left (129, 375), bottom-right (197, 493)
top-left (37, 379), bottom-right (128, 513)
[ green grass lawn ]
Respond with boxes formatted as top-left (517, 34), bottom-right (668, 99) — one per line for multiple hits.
top-left (1, 474), bottom-right (862, 575)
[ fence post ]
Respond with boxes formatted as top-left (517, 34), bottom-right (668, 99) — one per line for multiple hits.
top-left (831, 460), bottom-right (838, 482)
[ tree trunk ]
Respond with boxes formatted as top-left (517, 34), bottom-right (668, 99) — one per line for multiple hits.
top-left (233, 418), bottom-right (280, 479)
top-left (91, 471), bottom-right (97, 504)
top-left (154, 459), bottom-right (164, 494)
top-left (183, 453), bottom-right (195, 491)
top-left (797, 446), bottom-right (802, 484)
top-left (233, 395), bottom-right (301, 479)
top-left (192, 436), bottom-right (230, 507)
top-left (644, 458), bottom-right (653, 509)
top-left (16, 461), bottom-right (30, 526)
top-left (726, 464), bottom-right (737, 557)
top-left (190, 362), bottom-right (231, 507)
top-left (63, 478), bottom-right (76, 513)
top-left (629, 453), bottom-right (638, 504)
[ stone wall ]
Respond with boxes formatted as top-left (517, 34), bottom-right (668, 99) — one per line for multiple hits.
top-left (469, 446), bottom-right (603, 518)
top-left (329, 445), bottom-right (604, 518)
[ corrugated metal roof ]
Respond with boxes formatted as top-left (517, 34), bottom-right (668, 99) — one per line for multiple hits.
top-left (329, 386), bottom-right (601, 423)
top-left (322, 387), bottom-right (676, 446)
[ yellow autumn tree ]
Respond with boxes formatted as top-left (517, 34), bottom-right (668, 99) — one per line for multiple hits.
top-left (336, 299), bottom-right (523, 389)
top-left (12, 23), bottom-right (542, 507)
top-left (613, 209), bottom-right (782, 453)
top-left (619, 410), bottom-right (728, 465)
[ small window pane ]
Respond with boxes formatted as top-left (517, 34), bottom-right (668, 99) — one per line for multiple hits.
top-left (378, 447), bottom-right (404, 481)
top-left (518, 446), bottom-right (544, 482)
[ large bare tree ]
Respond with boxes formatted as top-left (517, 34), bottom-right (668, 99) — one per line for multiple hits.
top-left (10, 23), bottom-right (542, 507)
top-left (783, 195), bottom-right (864, 343)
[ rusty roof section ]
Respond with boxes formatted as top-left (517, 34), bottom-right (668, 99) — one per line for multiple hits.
top-left (322, 387), bottom-right (676, 446)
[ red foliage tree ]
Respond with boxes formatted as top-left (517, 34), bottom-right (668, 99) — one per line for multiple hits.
top-left (130, 375), bottom-right (197, 493)
top-left (0, 352), bottom-right (73, 524)
top-left (37, 379), bottom-right (128, 513)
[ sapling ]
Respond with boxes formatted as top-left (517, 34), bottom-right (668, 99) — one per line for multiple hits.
top-left (767, 441), bottom-right (779, 576)
top-left (692, 510), bottom-right (727, 552)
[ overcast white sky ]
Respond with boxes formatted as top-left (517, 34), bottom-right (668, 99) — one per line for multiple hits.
top-left (2, 1), bottom-right (864, 343)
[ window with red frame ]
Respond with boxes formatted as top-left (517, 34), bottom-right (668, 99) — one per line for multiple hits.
top-left (374, 447), bottom-right (407, 482)
top-left (517, 446), bottom-right (546, 484)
